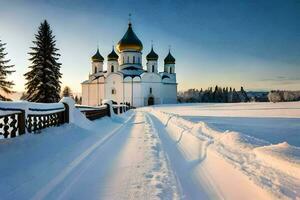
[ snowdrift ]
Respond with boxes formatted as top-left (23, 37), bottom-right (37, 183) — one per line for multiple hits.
top-left (150, 108), bottom-right (300, 199)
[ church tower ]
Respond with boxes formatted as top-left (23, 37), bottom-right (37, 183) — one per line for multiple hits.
top-left (116, 21), bottom-right (143, 70)
top-left (91, 48), bottom-right (104, 74)
top-left (107, 46), bottom-right (119, 73)
top-left (164, 50), bottom-right (176, 74)
top-left (146, 46), bottom-right (158, 73)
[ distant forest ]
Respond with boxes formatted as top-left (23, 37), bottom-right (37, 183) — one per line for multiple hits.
top-left (178, 86), bottom-right (300, 103)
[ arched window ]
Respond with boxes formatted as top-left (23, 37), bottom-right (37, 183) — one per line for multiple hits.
top-left (127, 56), bottom-right (129, 63)
top-left (112, 88), bottom-right (116, 94)
top-left (133, 56), bottom-right (135, 63)
top-left (150, 87), bottom-right (152, 94)
top-left (169, 68), bottom-right (172, 74)
top-left (111, 65), bottom-right (114, 72)
top-left (94, 67), bottom-right (97, 74)
top-left (152, 65), bottom-right (155, 73)
top-left (138, 57), bottom-right (140, 63)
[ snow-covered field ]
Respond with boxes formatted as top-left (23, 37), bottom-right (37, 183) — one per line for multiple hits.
top-left (154, 102), bottom-right (300, 147)
top-left (0, 102), bottom-right (299, 199)
top-left (150, 102), bottom-right (300, 199)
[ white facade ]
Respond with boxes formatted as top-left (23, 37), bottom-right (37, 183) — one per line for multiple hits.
top-left (81, 22), bottom-right (177, 107)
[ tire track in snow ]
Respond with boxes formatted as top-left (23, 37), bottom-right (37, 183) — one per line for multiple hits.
top-left (31, 113), bottom-right (134, 200)
top-left (146, 112), bottom-right (219, 199)
top-left (100, 111), bottom-right (180, 200)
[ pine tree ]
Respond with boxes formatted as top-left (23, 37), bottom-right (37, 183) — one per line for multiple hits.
top-left (0, 39), bottom-right (15, 101)
top-left (62, 86), bottom-right (73, 97)
top-left (74, 95), bottom-right (79, 103)
top-left (24, 20), bottom-right (62, 103)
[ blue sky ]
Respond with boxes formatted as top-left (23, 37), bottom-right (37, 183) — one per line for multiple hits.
top-left (0, 0), bottom-right (299, 92)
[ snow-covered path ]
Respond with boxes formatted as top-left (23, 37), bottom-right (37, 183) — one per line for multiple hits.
top-left (101, 111), bottom-right (179, 199)
top-left (24, 111), bottom-right (179, 200)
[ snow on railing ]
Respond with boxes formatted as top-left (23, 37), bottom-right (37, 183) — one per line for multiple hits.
top-left (75, 101), bottom-right (130, 120)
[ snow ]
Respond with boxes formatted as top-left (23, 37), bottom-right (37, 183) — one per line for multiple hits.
top-left (154, 102), bottom-right (300, 146)
top-left (1, 101), bottom-right (299, 199)
top-left (0, 100), bottom-right (65, 116)
top-left (147, 102), bottom-right (300, 199)
top-left (154, 101), bottom-right (300, 118)
top-left (0, 110), bottom-right (134, 199)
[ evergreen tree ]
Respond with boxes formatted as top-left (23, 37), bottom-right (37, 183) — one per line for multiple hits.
top-left (74, 95), bottom-right (79, 103)
top-left (239, 86), bottom-right (249, 102)
top-left (62, 86), bottom-right (73, 97)
top-left (0, 39), bottom-right (15, 101)
top-left (232, 88), bottom-right (241, 103)
top-left (24, 20), bottom-right (62, 103)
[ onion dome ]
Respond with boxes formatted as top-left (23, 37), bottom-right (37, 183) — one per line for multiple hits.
top-left (92, 48), bottom-right (104, 62)
top-left (146, 46), bottom-right (158, 61)
top-left (164, 50), bottom-right (175, 64)
top-left (116, 22), bottom-right (143, 52)
top-left (107, 46), bottom-right (119, 61)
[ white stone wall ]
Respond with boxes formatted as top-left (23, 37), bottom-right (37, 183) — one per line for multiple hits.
top-left (92, 61), bottom-right (103, 74)
top-left (161, 83), bottom-right (177, 104)
top-left (164, 63), bottom-right (175, 74)
top-left (119, 51), bottom-right (142, 67)
top-left (146, 60), bottom-right (158, 73)
top-left (105, 73), bottom-right (124, 103)
top-left (107, 60), bottom-right (119, 73)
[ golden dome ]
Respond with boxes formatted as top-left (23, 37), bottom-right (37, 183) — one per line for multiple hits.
top-left (116, 23), bottom-right (143, 52)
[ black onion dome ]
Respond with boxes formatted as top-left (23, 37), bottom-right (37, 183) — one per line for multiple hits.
top-left (116, 23), bottom-right (143, 52)
top-left (164, 51), bottom-right (175, 64)
top-left (108, 47), bottom-right (119, 61)
top-left (92, 48), bottom-right (104, 62)
top-left (146, 47), bottom-right (158, 60)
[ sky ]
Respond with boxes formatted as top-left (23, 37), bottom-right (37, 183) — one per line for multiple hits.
top-left (0, 0), bottom-right (299, 93)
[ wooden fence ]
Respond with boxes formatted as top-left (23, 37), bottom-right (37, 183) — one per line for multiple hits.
top-left (0, 101), bottom-right (130, 139)
top-left (0, 103), bottom-right (69, 138)
top-left (76, 103), bottom-right (130, 120)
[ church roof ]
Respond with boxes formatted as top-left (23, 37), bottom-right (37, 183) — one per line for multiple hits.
top-left (164, 51), bottom-right (175, 64)
top-left (92, 48), bottom-right (104, 62)
top-left (146, 47), bottom-right (158, 60)
top-left (107, 46), bottom-right (119, 61)
top-left (116, 22), bottom-right (143, 52)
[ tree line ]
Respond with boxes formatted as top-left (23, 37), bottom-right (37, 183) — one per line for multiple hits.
top-left (268, 90), bottom-right (300, 103)
top-left (178, 86), bottom-right (249, 103)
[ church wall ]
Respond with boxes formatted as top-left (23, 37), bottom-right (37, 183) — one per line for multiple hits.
top-left (161, 83), bottom-right (177, 104)
top-left (123, 77), bottom-right (143, 107)
top-left (146, 60), bottom-right (158, 73)
top-left (81, 84), bottom-right (89, 105)
top-left (105, 73), bottom-right (124, 104)
top-left (119, 51), bottom-right (142, 67)
top-left (92, 62), bottom-right (103, 74)
top-left (107, 61), bottom-right (119, 73)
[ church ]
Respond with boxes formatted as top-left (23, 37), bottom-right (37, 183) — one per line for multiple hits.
top-left (81, 21), bottom-right (178, 107)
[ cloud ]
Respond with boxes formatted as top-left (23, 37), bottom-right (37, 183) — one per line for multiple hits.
top-left (259, 76), bottom-right (300, 85)
top-left (260, 76), bottom-right (300, 82)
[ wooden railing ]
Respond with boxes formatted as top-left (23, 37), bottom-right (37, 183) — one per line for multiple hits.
top-left (0, 100), bottom-right (130, 139)
top-left (76, 103), bottom-right (130, 121)
top-left (26, 103), bottom-right (69, 133)
top-left (0, 103), bottom-right (69, 138)
top-left (77, 105), bottom-right (110, 120)
top-left (0, 108), bottom-right (25, 138)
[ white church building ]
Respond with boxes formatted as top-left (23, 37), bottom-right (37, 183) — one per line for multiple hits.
top-left (81, 21), bottom-right (178, 107)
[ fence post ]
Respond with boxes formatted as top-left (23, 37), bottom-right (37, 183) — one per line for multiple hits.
top-left (105, 103), bottom-right (111, 117)
top-left (18, 110), bottom-right (26, 135)
top-left (63, 103), bottom-right (69, 123)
